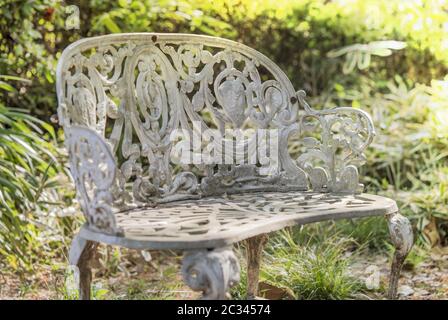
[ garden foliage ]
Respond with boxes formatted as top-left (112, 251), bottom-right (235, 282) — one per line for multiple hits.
top-left (0, 0), bottom-right (447, 274)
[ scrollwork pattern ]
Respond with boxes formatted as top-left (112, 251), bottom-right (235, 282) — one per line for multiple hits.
top-left (65, 126), bottom-right (122, 235)
top-left (57, 34), bottom-right (376, 211)
top-left (296, 90), bottom-right (375, 193)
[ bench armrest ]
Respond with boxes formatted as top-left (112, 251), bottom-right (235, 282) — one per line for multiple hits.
top-left (296, 90), bottom-right (376, 193)
top-left (65, 125), bottom-right (123, 235)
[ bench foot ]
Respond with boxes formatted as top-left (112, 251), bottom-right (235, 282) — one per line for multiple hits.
top-left (182, 247), bottom-right (240, 300)
top-left (386, 212), bottom-right (413, 299)
top-left (69, 234), bottom-right (98, 300)
top-left (245, 234), bottom-right (268, 299)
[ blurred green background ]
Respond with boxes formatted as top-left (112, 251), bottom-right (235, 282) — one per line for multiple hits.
top-left (0, 0), bottom-right (447, 299)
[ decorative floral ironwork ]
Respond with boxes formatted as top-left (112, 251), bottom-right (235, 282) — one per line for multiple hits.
top-left (59, 34), bottom-right (410, 301)
top-left (65, 126), bottom-right (122, 235)
top-left (57, 33), bottom-right (376, 232)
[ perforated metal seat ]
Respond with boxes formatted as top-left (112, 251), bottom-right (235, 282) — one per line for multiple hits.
top-left (77, 192), bottom-right (398, 250)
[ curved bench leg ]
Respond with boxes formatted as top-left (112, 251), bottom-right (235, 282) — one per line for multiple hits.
top-left (386, 212), bottom-right (413, 299)
top-left (245, 234), bottom-right (268, 299)
top-left (182, 246), bottom-right (240, 300)
top-left (69, 234), bottom-right (98, 300)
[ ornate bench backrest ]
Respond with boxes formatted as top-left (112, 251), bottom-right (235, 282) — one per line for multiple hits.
top-left (57, 33), bottom-right (374, 205)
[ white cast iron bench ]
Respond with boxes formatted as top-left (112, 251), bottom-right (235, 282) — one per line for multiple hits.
top-left (56, 33), bottom-right (413, 300)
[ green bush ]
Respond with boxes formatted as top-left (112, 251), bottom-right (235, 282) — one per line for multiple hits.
top-left (261, 229), bottom-right (364, 299)
top-left (0, 0), bottom-right (447, 272)
top-left (317, 73), bottom-right (448, 247)
top-left (2, 0), bottom-right (448, 116)
top-left (0, 76), bottom-right (71, 271)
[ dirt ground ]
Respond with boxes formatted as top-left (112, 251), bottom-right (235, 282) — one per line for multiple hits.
top-left (1, 248), bottom-right (447, 300)
top-left (349, 247), bottom-right (448, 300)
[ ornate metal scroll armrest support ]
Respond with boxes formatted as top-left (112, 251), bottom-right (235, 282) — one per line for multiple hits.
top-left (65, 125), bottom-right (123, 235)
top-left (296, 90), bottom-right (376, 194)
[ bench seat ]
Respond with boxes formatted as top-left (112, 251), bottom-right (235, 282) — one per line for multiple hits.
top-left (79, 192), bottom-right (397, 250)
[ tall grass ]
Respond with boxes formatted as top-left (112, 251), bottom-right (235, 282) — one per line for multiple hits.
top-left (0, 78), bottom-right (66, 271)
top-left (259, 228), bottom-right (364, 300)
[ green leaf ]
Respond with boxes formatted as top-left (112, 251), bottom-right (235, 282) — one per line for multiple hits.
top-left (100, 14), bottom-right (121, 33)
top-left (0, 81), bottom-right (15, 92)
top-left (118, 0), bottom-right (129, 8)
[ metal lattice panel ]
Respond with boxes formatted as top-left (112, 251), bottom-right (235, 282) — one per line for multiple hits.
top-left (76, 192), bottom-right (399, 249)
